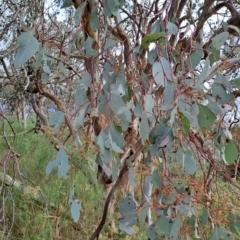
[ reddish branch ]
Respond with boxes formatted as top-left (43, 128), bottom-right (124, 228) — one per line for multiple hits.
top-left (36, 82), bottom-right (78, 142)
top-left (30, 94), bottom-right (49, 127)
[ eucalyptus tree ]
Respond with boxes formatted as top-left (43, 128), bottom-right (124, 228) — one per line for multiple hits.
top-left (1, 0), bottom-right (240, 239)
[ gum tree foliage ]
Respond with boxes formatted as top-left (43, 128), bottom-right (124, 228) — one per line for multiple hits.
top-left (2, 0), bottom-right (240, 239)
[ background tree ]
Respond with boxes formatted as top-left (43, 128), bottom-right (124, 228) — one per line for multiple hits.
top-left (1, 0), bottom-right (240, 239)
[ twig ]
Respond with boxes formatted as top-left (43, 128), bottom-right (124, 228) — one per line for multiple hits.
top-left (45, 54), bottom-right (82, 79)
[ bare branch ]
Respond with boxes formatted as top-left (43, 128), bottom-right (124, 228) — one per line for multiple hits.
top-left (227, 0), bottom-right (240, 16)
top-left (176, 0), bottom-right (187, 20)
top-left (30, 94), bottom-right (49, 127)
top-left (113, 16), bottom-right (132, 65)
top-left (206, 57), bottom-right (240, 81)
top-left (0, 4), bottom-right (19, 40)
top-left (46, 54), bottom-right (82, 78)
top-left (36, 83), bottom-right (82, 147)
top-left (0, 58), bottom-right (14, 84)
top-left (194, 2), bottom-right (226, 40)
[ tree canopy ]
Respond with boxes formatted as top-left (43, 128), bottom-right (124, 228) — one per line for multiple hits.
top-left (1, 0), bottom-right (240, 239)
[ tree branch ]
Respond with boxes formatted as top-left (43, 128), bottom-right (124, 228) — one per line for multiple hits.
top-left (176, 0), bottom-right (187, 20)
top-left (113, 16), bottom-right (132, 65)
top-left (194, 2), bottom-right (226, 40)
top-left (36, 83), bottom-right (81, 147)
top-left (89, 141), bottom-right (144, 240)
top-left (206, 57), bottom-right (240, 81)
top-left (30, 94), bottom-right (49, 127)
top-left (46, 53), bottom-right (82, 78)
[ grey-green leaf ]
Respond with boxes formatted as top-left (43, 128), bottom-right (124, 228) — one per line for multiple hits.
top-left (183, 150), bottom-right (196, 175)
top-left (134, 104), bottom-right (142, 117)
top-left (75, 86), bottom-right (87, 104)
top-left (149, 121), bottom-right (171, 144)
top-left (73, 106), bottom-right (87, 129)
top-left (59, 62), bottom-right (67, 78)
top-left (46, 148), bottom-right (69, 177)
top-left (208, 43), bottom-right (220, 64)
top-left (167, 22), bottom-right (178, 35)
top-left (14, 32), bottom-right (39, 68)
top-left (147, 224), bottom-right (158, 240)
top-left (145, 93), bottom-right (155, 114)
top-left (104, 39), bottom-right (117, 50)
top-left (161, 57), bottom-right (173, 81)
top-left (119, 192), bottom-right (137, 227)
top-left (212, 32), bottom-right (229, 50)
top-left (56, 148), bottom-right (69, 177)
top-left (119, 192), bottom-right (137, 215)
top-left (138, 202), bottom-right (150, 224)
top-left (107, 0), bottom-right (119, 16)
top-left (119, 219), bottom-right (135, 235)
top-left (170, 215), bottom-right (182, 240)
top-left (83, 37), bottom-right (98, 58)
top-left (80, 71), bottom-right (92, 91)
top-left (212, 84), bottom-right (234, 104)
top-left (186, 45), bottom-right (203, 69)
top-left (70, 200), bottom-right (81, 222)
top-left (210, 226), bottom-right (234, 240)
top-left (90, 6), bottom-right (99, 31)
top-left (41, 72), bottom-right (49, 84)
top-left (225, 140), bottom-right (238, 164)
top-left (109, 93), bottom-right (125, 113)
top-left (196, 59), bottom-right (209, 88)
top-left (228, 213), bottom-right (240, 234)
top-left (151, 169), bottom-right (161, 188)
top-left (200, 208), bottom-right (208, 225)
top-left (161, 81), bottom-right (175, 110)
top-left (152, 61), bottom-right (166, 87)
top-left (43, 65), bottom-right (51, 74)
top-left (46, 161), bottom-right (58, 175)
top-left (49, 111), bottom-right (65, 127)
top-left (74, 2), bottom-right (86, 25)
top-left (156, 214), bottom-right (172, 237)
top-left (68, 186), bottom-right (81, 222)
top-left (178, 96), bottom-right (199, 128)
top-left (110, 127), bottom-right (126, 148)
top-left (33, 48), bottom-right (44, 70)
top-left (111, 141), bottom-right (123, 153)
top-left (96, 132), bottom-right (112, 164)
top-left (207, 98), bottom-right (222, 114)
top-left (61, 0), bottom-right (73, 8)
top-left (198, 104), bottom-right (216, 130)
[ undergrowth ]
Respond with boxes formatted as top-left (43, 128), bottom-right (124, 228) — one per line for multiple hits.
top-left (0, 121), bottom-right (147, 239)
